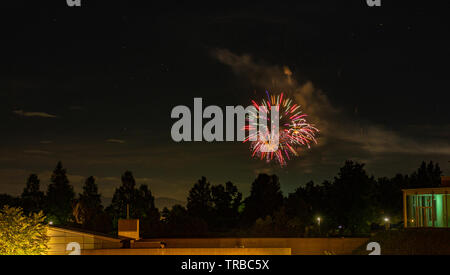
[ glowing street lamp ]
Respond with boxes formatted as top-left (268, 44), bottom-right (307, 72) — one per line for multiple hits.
top-left (384, 217), bottom-right (390, 230)
top-left (317, 217), bottom-right (321, 235)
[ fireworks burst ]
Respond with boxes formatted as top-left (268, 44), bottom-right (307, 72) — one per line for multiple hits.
top-left (244, 91), bottom-right (319, 166)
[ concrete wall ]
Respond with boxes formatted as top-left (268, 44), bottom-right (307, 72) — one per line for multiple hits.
top-left (82, 248), bottom-right (291, 255)
top-left (137, 238), bottom-right (368, 255)
top-left (47, 226), bottom-right (122, 255)
top-left (118, 219), bottom-right (139, 239)
top-left (47, 226), bottom-right (367, 255)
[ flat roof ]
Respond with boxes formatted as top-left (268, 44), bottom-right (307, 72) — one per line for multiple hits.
top-left (402, 186), bottom-right (450, 194)
top-left (49, 225), bottom-right (122, 242)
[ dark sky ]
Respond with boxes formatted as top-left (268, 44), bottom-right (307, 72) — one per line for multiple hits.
top-left (1, 1), bottom-right (449, 203)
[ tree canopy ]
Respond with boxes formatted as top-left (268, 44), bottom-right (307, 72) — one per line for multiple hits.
top-left (21, 174), bottom-right (44, 214)
top-left (0, 160), bottom-right (444, 238)
top-left (107, 171), bottom-right (160, 236)
top-left (0, 206), bottom-right (49, 255)
top-left (74, 176), bottom-right (105, 231)
top-left (242, 174), bottom-right (284, 226)
top-left (46, 161), bottom-right (75, 225)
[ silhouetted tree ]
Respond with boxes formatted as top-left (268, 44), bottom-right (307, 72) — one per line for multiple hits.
top-left (250, 206), bottom-right (300, 236)
top-left (409, 161), bottom-right (442, 188)
top-left (161, 205), bottom-right (188, 227)
top-left (21, 174), bottom-right (44, 214)
top-left (75, 176), bottom-right (103, 230)
top-left (241, 174), bottom-right (284, 226)
top-left (374, 176), bottom-right (403, 223)
top-left (107, 171), bottom-right (159, 235)
top-left (284, 180), bottom-right (333, 236)
top-left (161, 204), bottom-right (208, 237)
top-left (0, 194), bottom-right (20, 208)
top-left (135, 185), bottom-right (157, 216)
top-left (46, 162), bottom-right (75, 225)
top-left (186, 177), bottom-right (213, 224)
top-left (136, 184), bottom-right (160, 237)
top-left (328, 161), bottom-right (377, 235)
top-left (286, 182), bottom-right (317, 233)
top-left (210, 181), bottom-right (242, 231)
top-left (107, 171), bottom-right (137, 220)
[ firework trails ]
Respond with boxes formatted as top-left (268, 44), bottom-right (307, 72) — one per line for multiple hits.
top-left (244, 92), bottom-right (319, 166)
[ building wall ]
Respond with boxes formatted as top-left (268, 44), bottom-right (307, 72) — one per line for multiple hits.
top-left (47, 227), bottom-right (122, 255)
top-left (46, 227), bottom-right (367, 255)
top-left (405, 194), bottom-right (450, 228)
top-left (118, 219), bottom-right (139, 239)
top-left (447, 194), bottom-right (450, 227)
top-left (82, 248), bottom-right (291, 255)
top-left (136, 238), bottom-right (368, 255)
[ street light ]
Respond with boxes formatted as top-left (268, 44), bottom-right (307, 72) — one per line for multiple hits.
top-left (317, 217), bottom-right (321, 235)
top-left (384, 217), bottom-right (390, 230)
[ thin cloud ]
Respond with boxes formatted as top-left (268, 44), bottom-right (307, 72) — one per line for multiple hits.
top-left (13, 109), bottom-right (58, 118)
top-left (39, 140), bottom-right (53, 144)
top-left (253, 167), bottom-right (274, 175)
top-left (106, 139), bottom-right (126, 144)
top-left (212, 49), bottom-right (450, 157)
top-left (23, 150), bottom-right (52, 155)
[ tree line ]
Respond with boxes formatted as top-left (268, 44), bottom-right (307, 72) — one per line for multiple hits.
top-left (0, 160), bottom-right (443, 237)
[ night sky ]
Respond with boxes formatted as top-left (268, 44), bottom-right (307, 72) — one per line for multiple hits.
top-left (1, 1), bottom-right (449, 204)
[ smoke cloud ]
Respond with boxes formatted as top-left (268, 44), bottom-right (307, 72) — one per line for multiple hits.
top-left (213, 49), bottom-right (450, 159)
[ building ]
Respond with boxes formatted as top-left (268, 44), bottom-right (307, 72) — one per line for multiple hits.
top-left (47, 219), bottom-right (368, 255)
top-left (402, 176), bottom-right (450, 228)
top-left (47, 225), bottom-right (122, 255)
